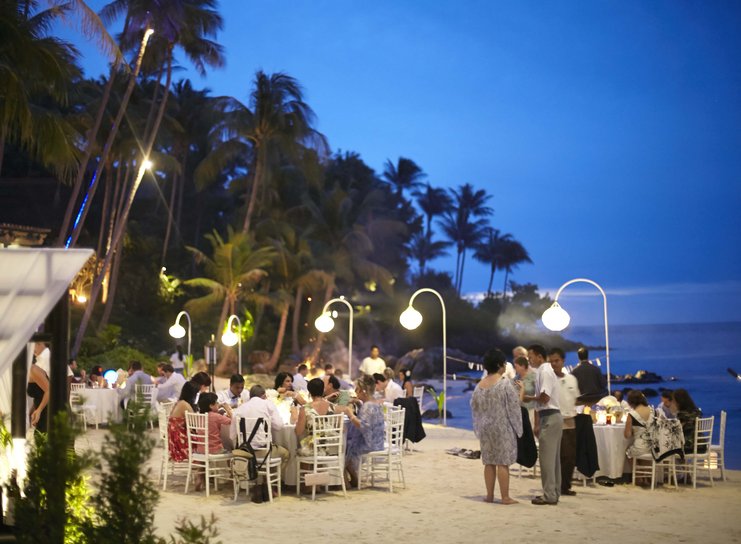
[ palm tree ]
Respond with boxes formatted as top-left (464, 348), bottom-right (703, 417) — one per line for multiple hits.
top-left (413, 182), bottom-right (452, 236)
top-left (196, 71), bottom-right (327, 235)
top-left (0, 1), bottom-right (82, 178)
top-left (500, 238), bottom-right (532, 297)
top-left (439, 183), bottom-right (493, 294)
top-left (473, 228), bottom-right (513, 296)
top-left (407, 232), bottom-right (450, 277)
top-left (184, 226), bottom-right (276, 338)
top-left (382, 157), bottom-right (425, 200)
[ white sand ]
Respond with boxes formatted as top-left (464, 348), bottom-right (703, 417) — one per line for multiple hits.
top-left (75, 423), bottom-right (741, 544)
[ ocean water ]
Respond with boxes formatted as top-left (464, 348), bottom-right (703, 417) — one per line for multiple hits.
top-left (440, 321), bottom-right (741, 470)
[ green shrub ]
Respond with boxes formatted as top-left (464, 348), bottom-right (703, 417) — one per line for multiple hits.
top-left (80, 346), bottom-right (160, 376)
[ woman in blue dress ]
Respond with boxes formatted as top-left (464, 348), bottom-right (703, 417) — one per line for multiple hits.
top-left (343, 374), bottom-right (385, 487)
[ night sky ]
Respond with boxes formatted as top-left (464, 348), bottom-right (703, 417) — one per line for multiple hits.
top-left (60, 1), bottom-right (741, 325)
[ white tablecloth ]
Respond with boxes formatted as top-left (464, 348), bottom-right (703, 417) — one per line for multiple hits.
top-left (77, 388), bottom-right (120, 425)
top-left (593, 424), bottom-right (630, 478)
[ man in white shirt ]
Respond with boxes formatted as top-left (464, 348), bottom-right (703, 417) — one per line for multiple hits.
top-left (527, 344), bottom-right (563, 505)
top-left (156, 364), bottom-right (186, 402)
top-left (549, 347), bottom-right (580, 497)
top-left (373, 372), bottom-right (404, 403)
top-left (216, 374), bottom-right (250, 408)
top-left (359, 345), bottom-right (386, 377)
top-left (230, 385), bottom-right (289, 472)
top-left (292, 364), bottom-right (309, 391)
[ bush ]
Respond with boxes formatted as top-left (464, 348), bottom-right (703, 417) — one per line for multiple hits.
top-left (80, 346), bottom-right (160, 376)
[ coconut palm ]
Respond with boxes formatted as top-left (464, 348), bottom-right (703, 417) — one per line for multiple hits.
top-left (184, 226), bottom-right (276, 338)
top-left (499, 238), bottom-right (532, 297)
top-left (473, 228), bottom-right (513, 296)
top-left (413, 182), bottom-right (453, 236)
top-left (407, 232), bottom-right (450, 277)
top-left (382, 157), bottom-right (425, 200)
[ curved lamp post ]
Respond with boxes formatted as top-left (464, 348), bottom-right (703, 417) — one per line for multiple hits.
top-left (221, 314), bottom-right (242, 375)
top-left (541, 278), bottom-right (611, 393)
top-left (314, 297), bottom-right (354, 379)
top-left (168, 310), bottom-right (192, 359)
top-left (399, 288), bottom-right (447, 426)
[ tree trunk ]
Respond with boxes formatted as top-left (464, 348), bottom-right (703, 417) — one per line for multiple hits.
top-left (98, 235), bottom-right (124, 331)
top-left (161, 170), bottom-right (178, 266)
top-left (291, 284), bottom-right (304, 354)
top-left (309, 277), bottom-right (335, 365)
top-left (458, 249), bottom-right (467, 295)
top-left (68, 31), bottom-right (153, 247)
top-left (486, 264), bottom-right (495, 296)
top-left (0, 122), bottom-right (6, 177)
top-left (502, 268), bottom-right (510, 298)
top-left (96, 161), bottom-right (113, 256)
top-left (57, 65), bottom-right (119, 246)
top-left (453, 246), bottom-right (462, 294)
top-left (267, 305), bottom-right (289, 371)
top-left (241, 145), bottom-right (264, 234)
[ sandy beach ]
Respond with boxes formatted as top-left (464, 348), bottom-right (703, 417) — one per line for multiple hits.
top-left (75, 423), bottom-right (741, 544)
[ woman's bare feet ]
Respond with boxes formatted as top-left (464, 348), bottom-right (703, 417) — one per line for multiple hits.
top-left (501, 497), bottom-right (519, 505)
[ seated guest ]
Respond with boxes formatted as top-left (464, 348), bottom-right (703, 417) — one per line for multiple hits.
top-left (656, 389), bottom-right (676, 419)
top-left (624, 390), bottom-right (655, 458)
top-left (156, 363), bottom-right (186, 402)
top-left (69, 359), bottom-right (85, 384)
top-left (275, 371), bottom-right (307, 405)
top-left (196, 392), bottom-right (232, 453)
top-left (672, 388), bottom-right (702, 453)
top-left (398, 368), bottom-right (414, 399)
top-left (342, 374), bottom-right (385, 488)
top-left (154, 363), bottom-right (167, 385)
top-left (323, 363), bottom-right (335, 377)
top-left (295, 378), bottom-right (335, 455)
top-left (293, 364), bottom-right (309, 391)
top-left (88, 365), bottom-right (107, 388)
top-left (118, 360), bottom-right (153, 405)
top-left (216, 374), bottom-right (250, 408)
top-left (230, 385), bottom-right (290, 472)
top-left (373, 372), bottom-right (404, 403)
top-left (324, 374), bottom-right (351, 405)
top-left (334, 368), bottom-right (354, 390)
top-left (189, 371), bottom-right (212, 404)
top-left (168, 382), bottom-right (199, 463)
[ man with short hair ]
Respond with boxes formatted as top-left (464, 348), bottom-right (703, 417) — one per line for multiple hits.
top-left (333, 368), bottom-right (354, 390)
top-left (293, 364), bottom-right (309, 391)
top-left (359, 345), bottom-right (386, 377)
top-left (548, 347), bottom-right (580, 497)
top-left (217, 374), bottom-right (250, 408)
top-left (373, 372), bottom-right (404, 403)
top-left (570, 347), bottom-right (607, 404)
top-left (118, 360), bottom-right (153, 403)
top-left (527, 344), bottom-right (562, 505)
top-left (323, 363), bottom-right (335, 376)
top-left (230, 385), bottom-right (290, 474)
top-left (156, 364), bottom-right (186, 402)
top-left (656, 389), bottom-right (676, 419)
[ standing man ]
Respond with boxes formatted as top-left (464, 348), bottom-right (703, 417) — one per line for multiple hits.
top-left (359, 345), bottom-right (386, 377)
top-left (570, 347), bottom-right (607, 405)
top-left (548, 347), bottom-right (580, 497)
top-left (526, 344), bottom-right (562, 505)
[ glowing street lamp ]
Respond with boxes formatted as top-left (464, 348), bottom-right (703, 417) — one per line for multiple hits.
top-left (399, 288), bottom-right (447, 426)
top-left (541, 278), bottom-right (611, 393)
top-left (221, 314), bottom-right (242, 375)
top-left (169, 310), bottom-right (192, 360)
top-left (314, 297), bottom-right (354, 379)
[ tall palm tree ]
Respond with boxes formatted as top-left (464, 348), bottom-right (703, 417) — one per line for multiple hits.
top-left (413, 182), bottom-right (452, 236)
top-left (500, 238), bottom-right (532, 297)
top-left (196, 71), bottom-right (327, 235)
top-left (382, 157), bottom-right (425, 200)
top-left (0, 0), bottom-right (82, 178)
top-left (439, 183), bottom-right (493, 294)
top-left (407, 232), bottom-right (450, 277)
top-left (184, 226), bottom-right (276, 338)
top-left (473, 228), bottom-right (513, 296)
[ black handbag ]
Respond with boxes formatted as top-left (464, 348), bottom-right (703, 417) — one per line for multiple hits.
top-left (237, 417), bottom-right (271, 480)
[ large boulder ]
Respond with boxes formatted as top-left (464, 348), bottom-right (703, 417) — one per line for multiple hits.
top-left (396, 348), bottom-right (482, 379)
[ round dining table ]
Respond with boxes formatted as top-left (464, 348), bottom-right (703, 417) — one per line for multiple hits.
top-left (592, 423), bottom-right (631, 478)
top-left (76, 387), bottom-right (120, 425)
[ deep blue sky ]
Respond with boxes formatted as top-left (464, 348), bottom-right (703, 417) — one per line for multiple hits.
top-left (61, 1), bottom-right (741, 325)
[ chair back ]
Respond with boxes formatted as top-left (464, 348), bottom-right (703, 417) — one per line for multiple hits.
top-left (157, 409), bottom-right (169, 441)
top-left (69, 383), bottom-right (86, 406)
top-left (311, 413), bottom-right (345, 456)
top-left (413, 386), bottom-right (424, 408)
top-left (386, 407), bottom-right (406, 450)
top-left (185, 412), bottom-right (209, 455)
top-left (694, 416), bottom-right (714, 453)
top-left (159, 400), bottom-right (175, 417)
top-left (234, 415), bottom-right (272, 449)
top-left (135, 383), bottom-right (155, 404)
top-left (718, 411), bottom-right (727, 446)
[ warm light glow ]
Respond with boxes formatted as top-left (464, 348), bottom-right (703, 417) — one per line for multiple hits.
top-left (221, 329), bottom-right (238, 347)
top-left (399, 306), bottom-right (423, 330)
top-left (77, 294), bottom-right (88, 304)
top-left (314, 312), bottom-right (335, 333)
top-left (144, 28), bottom-right (154, 39)
top-left (541, 301), bottom-right (570, 331)
top-left (169, 323), bottom-right (185, 339)
top-left (142, 159), bottom-right (153, 170)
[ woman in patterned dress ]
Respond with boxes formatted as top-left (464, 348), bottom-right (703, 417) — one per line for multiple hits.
top-left (470, 348), bottom-right (523, 504)
top-left (168, 381), bottom-right (199, 462)
top-left (343, 374), bottom-right (385, 487)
